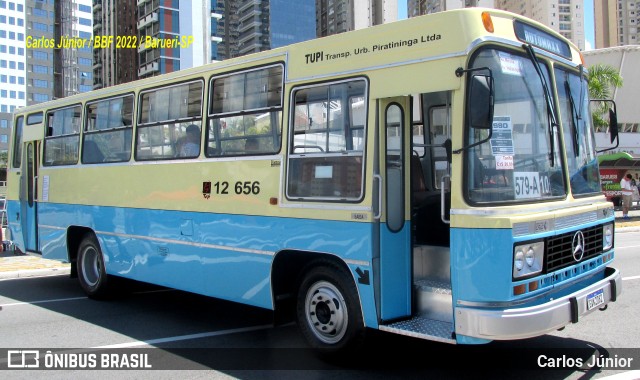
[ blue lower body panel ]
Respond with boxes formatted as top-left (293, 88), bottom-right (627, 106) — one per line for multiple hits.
top-left (35, 203), bottom-right (374, 311)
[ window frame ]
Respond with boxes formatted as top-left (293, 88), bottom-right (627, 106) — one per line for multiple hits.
top-left (135, 79), bottom-right (204, 161)
top-left (206, 63), bottom-right (284, 158)
top-left (11, 115), bottom-right (23, 168)
top-left (43, 104), bottom-right (83, 167)
top-left (83, 93), bottom-right (135, 164)
top-left (285, 77), bottom-right (369, 203)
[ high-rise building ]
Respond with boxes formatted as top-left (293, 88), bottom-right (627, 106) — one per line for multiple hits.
top-left (495, 0), bottom-right (586, 51)
top-left (0, 0), bottom-right (25, 154)
top-left (209, 0), bottom-right (224, 61)
top-left (53, 0), bottom-right (94, 98)
top-left (216, 0), bottom-right (316, 60)
top-left (316, 0), bottom-right (397, 37)
top-left (594, 0), bottom-right (639, 48)
top-left (408, 0), bottom-right (494, 18)
top-left (137, 0), bottom-right (216, 78)
top-left (93, 0), bottom-right (139, 89)
top-left (594, 0), bottom-right (617, 48)
top-left (25, 0), bottom-right (54, 105)
top-left (214, 0), bottom-right (239, 60)
top-left (24, 0), bottom-right (93, 104)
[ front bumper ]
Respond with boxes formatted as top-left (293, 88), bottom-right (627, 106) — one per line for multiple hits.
top-left (455, 267), bottom-right (621, 340)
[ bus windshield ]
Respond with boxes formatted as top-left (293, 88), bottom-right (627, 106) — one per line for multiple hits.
top-left (555, 67), bottom-right (601, 196)
top-left (466, 47), bottom-right (565, 204)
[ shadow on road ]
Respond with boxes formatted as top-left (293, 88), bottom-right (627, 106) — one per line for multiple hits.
top-left (0, 275), bottom-right (623, 379)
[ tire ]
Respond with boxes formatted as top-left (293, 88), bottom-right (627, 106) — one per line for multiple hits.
top-left (296, 263), bottom-right (364, 353)
top-left (77, 234), bottom-right (110, 299)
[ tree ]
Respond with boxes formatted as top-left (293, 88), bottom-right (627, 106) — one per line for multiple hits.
top-left (587, 64), bottom-right (623, 132)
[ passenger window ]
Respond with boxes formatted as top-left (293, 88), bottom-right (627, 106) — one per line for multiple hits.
top-left (84, 95), bottom-right (134, 163)
top-left (44, 105), bottom-right (82, 166)
top-left (286, 79), bottom-right (367, 201)
top-left (136, 80), bottom-right (203, 160)
top-left (207, 64), bottom-right (283, 157)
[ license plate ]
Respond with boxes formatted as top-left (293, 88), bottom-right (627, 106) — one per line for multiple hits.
top-left (587, 289), bottom-right (605, 310)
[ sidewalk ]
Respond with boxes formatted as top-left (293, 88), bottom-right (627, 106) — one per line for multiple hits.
top-left (614, 206), bottom-right (640, 231)
top-left (0, 208), bottom-right (638, 281)
top-left (0, 248), bottom-right (71, 280)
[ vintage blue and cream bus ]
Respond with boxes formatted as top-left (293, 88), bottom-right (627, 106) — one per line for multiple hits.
top-left (6, 8), bottom-right (621, 351)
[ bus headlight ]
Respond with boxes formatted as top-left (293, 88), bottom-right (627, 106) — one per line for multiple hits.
top-left (513, 241), bottom-right (544, 279)
top-left (603, 223), bottom-right (613, 251)
top-left (514, 250), bottom-right (524, 271)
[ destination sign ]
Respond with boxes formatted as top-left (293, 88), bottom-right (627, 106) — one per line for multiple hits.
top-left (513, 20), bottom-right (572, 59)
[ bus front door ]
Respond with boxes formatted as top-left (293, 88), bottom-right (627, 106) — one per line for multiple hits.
top-left (20, 141), bottom-right (40, 253)
top-left (376, 97), bottom-right (412, 321)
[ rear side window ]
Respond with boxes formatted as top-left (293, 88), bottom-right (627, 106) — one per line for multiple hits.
top-left (11, 116), bottom-right (23, 168)
top-left (44, 105), bottom-right (82, 166)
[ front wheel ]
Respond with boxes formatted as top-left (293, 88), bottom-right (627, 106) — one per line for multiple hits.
top-left (296, 263), bottom-right (364, 352)
top-left (77, 234), bottom-right (110, 299)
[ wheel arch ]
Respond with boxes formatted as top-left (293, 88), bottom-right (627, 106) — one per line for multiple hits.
top-left (271, 250), bottom-right (360, 325)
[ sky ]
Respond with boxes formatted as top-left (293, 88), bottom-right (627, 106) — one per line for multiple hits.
top-left (396, 0), bottom-right (596, 50)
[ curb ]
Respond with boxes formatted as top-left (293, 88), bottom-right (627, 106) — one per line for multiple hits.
top-left (0, 266), bottom-right (71, 280)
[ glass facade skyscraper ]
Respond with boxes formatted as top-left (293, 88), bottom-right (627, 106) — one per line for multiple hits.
top-left (269, 0), bottom-right (316, 49)
top-left (216, 0), bottom-right (316, 60)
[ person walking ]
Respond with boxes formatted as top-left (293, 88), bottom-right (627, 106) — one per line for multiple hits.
top-left (620, 173), bottom-right (633, 220)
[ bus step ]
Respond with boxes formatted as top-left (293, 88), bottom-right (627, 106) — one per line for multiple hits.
top-left (379, 315), bottom-right (456, 344)
top-left (414, 278), bottom-right (453, 323)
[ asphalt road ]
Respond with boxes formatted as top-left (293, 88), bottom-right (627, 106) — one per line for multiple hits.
top-left (0, 220), bottom-right (639, 379)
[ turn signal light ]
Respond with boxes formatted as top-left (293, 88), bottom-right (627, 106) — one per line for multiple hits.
top-left (513, 284), bottom-right (526, 296)
top-left (482, 12), bottom-right (494, 33)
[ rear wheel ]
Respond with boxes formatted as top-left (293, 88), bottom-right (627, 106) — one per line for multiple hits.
top-left (296, 263), bottom-right (364, 352)
top-left (77, 234), bottom-right (110, 299)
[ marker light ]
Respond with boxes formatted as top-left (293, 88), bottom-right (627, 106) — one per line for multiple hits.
top-left (482, 12), bottom-right (494, 33)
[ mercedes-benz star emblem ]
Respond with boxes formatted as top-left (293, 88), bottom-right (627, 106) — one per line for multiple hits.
top-left (572, 230), bottom-right (585, 262)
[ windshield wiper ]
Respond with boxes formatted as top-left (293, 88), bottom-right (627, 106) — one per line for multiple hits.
top-left (523, 44), bottom-right (558, 167)
top-left (564, 78), bottom-right (580, 156)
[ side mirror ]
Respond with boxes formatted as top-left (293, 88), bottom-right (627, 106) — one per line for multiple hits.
top-left (595, 100), bottom-right (619, 153)
top-left (468, 75), bottom-right (494, 130)
top-left (452, 68), bottom-right (495, 155)
top-left (609, 108), bottom-right (618, 144)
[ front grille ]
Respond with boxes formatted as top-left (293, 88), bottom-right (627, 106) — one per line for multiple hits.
top-left (545, 225), bottom-right (603, 273)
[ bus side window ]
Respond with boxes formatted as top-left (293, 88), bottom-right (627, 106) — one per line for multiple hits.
top-left (12, 116), bottom-right (24, 169)
top-left (206, 65), bottom-right (283, 158)
top-left (286, 79), bottom-right (367, 201)
top-left (136, 81), bottom-right (204, 161)
top-left (84, 95), bottom-right (134, 164)
top-left (44, 106), bottom-right (82, 166)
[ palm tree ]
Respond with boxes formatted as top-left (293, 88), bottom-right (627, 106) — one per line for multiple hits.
top-left (587, 64), bottom-right (623, 132)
